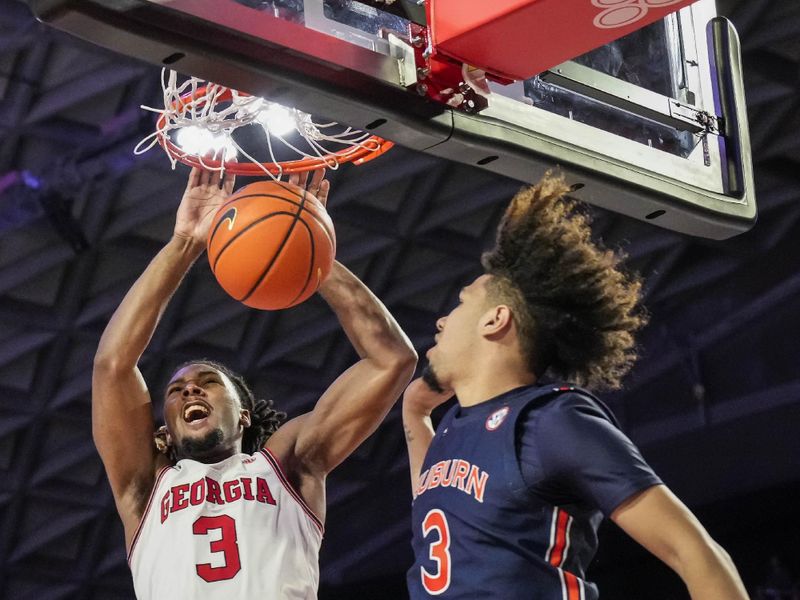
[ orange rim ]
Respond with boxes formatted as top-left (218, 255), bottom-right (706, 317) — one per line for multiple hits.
top-left (155, 86), bottom-right (394, 175)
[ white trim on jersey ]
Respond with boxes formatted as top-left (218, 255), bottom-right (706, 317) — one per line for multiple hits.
top-left (558, 568), bottom-right (568, 600)
top-left (547, 506), bottom-right (586, 600)
top-left (562, 514), bottom-right (573, 565)
top-left (557, 566), bottom-right (586, 600)
top-left (545, 507), bottom-right (559, 563)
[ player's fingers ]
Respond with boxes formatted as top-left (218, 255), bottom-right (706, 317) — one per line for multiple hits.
top-left (317, 179), bottom-right (330, 207)
top-left (404, 377), bottom-right (454, 404)
top-left (309, 168), bottom-right (325, 191)
top-left (222, 173), bottom-right (236, 196)
top-left (208, 169), bottom-right (223, 189)
top-left (197, 167), bottom-right (213, 187)
top-left (186, 167), bottom-right (201, 190)
top-left (287, 172), bottom-right (300, 188)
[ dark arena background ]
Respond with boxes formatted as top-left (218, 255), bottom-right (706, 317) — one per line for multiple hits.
top-left (1, 0), bottom-right (799, 598)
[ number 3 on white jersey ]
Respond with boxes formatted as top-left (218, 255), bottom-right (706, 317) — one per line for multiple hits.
top-left (420, 509), bottom-right (451, 595)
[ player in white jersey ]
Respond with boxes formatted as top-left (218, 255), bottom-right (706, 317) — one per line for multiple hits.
top-left (92, 168), bottom-right (417, 599)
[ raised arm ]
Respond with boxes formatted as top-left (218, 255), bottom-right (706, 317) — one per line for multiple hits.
top-left (266, 172), bottom-right (417, 483)
top-left (402, 378), bottom-right (453, 493)
top-left (92, 169), bottom-right (234, 543)
top-left (276, 260), bottom-right (418, 473)
top-left (612, 485), bottom-right (749, 600)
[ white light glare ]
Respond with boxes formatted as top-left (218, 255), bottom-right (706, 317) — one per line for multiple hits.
top-left (175, 126), bottom-right (237, 160)
top-left (256, 103), bottom-right (297, 136)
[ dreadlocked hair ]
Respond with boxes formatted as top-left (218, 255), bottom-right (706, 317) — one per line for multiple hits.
top-left (481, 172), bottom-right (647, 390)
top-left (175, 360), bottom-right (287, 453)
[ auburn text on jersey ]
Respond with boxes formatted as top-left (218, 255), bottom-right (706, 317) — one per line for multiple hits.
top-left (415, 459), bottom-right (489, 503)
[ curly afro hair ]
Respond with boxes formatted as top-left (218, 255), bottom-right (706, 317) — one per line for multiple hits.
top-left (171, 360), bottom-right (286, 454)
top-left (481, 172), bottom-right (647, 390)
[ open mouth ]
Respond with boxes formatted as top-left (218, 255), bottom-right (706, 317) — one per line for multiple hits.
top-left (183, 402), bottom-right (211, 423)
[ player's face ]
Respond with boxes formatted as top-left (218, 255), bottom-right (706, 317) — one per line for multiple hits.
top-left (426, 274), bottom-right (493, 387)
top-left (163, 363), bottom-right (250, 461)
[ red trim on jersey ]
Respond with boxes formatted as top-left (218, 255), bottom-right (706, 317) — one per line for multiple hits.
top-left (548, 508), bottom-right (570, 567)
top-left (564, 571), bottom-right (583, 600)
top-left (127, 464), bottom-right (173, 566)
top-left (260, 449), bottom-right (324, 534)
top-left (550, 508), bottom-right (583, 600)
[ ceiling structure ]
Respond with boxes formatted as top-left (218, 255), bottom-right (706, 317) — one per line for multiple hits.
top-left (0, 0), bottom-right (798, 598)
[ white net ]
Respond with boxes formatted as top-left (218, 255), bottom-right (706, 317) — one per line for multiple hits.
top-left (135, 70), bottom-right (388, 177)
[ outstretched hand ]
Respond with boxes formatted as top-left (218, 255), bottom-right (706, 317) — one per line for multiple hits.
top-left (172, 168), bottom-right (328, 251)
top-left (287, 168), bottom-right (330, 207)
top-left (174, 168), bottom-right (236, 247)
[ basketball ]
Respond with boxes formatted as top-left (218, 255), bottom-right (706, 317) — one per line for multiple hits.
top-left (207, 180), bottom-right (336, 310)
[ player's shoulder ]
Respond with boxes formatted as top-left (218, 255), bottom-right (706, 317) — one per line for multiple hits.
top-left (529, 384), bottom-right (619, 428)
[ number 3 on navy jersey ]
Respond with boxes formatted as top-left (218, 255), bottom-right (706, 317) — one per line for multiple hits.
top-left (421, 509), bottom-right (451, 594)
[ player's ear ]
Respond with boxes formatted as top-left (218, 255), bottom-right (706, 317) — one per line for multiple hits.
top-left (154, 425), bottom-right (173, 453)
top-left (480, 304), bottom-right (513, 337)
top-left (240, 409), bottom-right (251, 429)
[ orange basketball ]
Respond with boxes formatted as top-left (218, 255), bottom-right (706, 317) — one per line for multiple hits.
top-left (207, 180), bottom-right (336, 310)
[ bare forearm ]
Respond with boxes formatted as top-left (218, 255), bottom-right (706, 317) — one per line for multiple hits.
top-left (681, 542), bottom-right (749, 600)
top-left (613, 487), bottom-right (749, 600)
top-left (95, 235), bottom-right (203, 368)
top-left (402, 400), bottom-right (435, 494)
top-left (319, 261), bottom-right (416, 366)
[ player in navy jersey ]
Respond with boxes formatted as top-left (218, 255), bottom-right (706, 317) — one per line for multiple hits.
top-left (403, 173), bottom-right (749, 599)
top-left (93, 168), bottom-right (417, 598)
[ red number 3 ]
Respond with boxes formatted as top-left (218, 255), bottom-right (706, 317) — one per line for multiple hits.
top-left (421, 509), bottom-right (451, 595)
top-left (193, 515), bottom-right (242, 582)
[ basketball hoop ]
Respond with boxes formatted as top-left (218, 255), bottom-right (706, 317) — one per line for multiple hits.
top-left (135, 70), bottom-right (393, 177)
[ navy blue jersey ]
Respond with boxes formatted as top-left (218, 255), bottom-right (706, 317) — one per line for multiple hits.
top-left (408, 384), bottom-right (661, 599)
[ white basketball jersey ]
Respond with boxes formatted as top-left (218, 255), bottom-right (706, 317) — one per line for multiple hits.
top-left (129, 449), bottom-right (323, 600)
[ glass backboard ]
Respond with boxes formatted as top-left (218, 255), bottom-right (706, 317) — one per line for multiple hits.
top-left (27, 0), bottom-right (755, 239)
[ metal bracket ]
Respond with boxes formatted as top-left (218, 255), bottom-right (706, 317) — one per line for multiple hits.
top-left (541, 60), bottom-right (721, 136)
top-left (669, 100), bottom-right (721, 135)
top-left (387, 32), bottom-right (418, 88)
